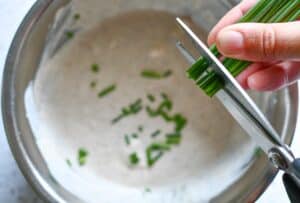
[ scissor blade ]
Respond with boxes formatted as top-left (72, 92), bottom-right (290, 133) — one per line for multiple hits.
top-left (175, 29), bottom-right (284, 153)
top-left (215, 90), bottom-right (276, 152)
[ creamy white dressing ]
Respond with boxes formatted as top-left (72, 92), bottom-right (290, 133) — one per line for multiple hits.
top-left (25, 4), bottom-right (256, 203)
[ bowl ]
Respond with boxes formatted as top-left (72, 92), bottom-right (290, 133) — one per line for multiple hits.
top-left (2, 0), bottom-right (298, 202)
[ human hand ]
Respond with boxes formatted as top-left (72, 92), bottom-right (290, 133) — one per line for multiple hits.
top-left (208, 0), bottom-right (300, 91)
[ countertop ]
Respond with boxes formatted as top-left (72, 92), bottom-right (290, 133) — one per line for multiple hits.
top-left (0, 0), bottom-right (299, 202)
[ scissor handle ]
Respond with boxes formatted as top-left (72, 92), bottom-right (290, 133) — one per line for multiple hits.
top-left (283, 159), bottom-right (300, 203)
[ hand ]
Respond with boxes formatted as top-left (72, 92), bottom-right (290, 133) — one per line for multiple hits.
top-left (208, 0), bottom-right (300, 91)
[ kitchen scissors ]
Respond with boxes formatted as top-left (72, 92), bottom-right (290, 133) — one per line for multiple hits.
top-left (176, 17), bottom-right (300, 202)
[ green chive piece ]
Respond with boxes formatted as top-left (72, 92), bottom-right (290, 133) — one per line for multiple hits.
top-left (166, 133), bottom-right (181, 145)
top-left (145, 188), bottom-right (151, 193)
top-left (112, 99), bottom-right (142, 124)
top-left (138, 125), bottom-right (144, 132)
top-left (146, 147), bottom-right (163, 167)
top-left (66, 159), bottom-right (72, 167)
top-left (146, 93), bottom-right (173, 120)
top-left (129, 152), bottom-right (139, 165)
top-left (145, 106), bottom-right (157, 117)
top-left (141, 70), bottom-right (161, 79)
top-left (78, 148), bottom-right (88, 166)
top-left (131, 133), bottom-right (139, 139)
top-left (160, 111), bottom-right (173, 122)
top-left (254, 148), bottom-right (264, 157)
top-left (162, 70), bottom-right (172, 78)
top-left (146, 143), bottom-right (170, 167)
top-left (173, 114), bottom-right (187, 132)
top-left (124, 135), bottom-right (130, 145)
top-left (141, 69), bottom-right (172, 79)
top-left (151, 130), bottom-right (161, 138)
top-left (90, 81), bottom-right (97, 88)
top-left (91, 64), bottom-right (100, 73)
top-left (98, 84), bottom-right (116, 98)
top-left (65, 31), bottom-right (74, 39)
top-left (147, 94), bottom-right (155, 102)
top-left (74, 13), bottom-right (80, 20)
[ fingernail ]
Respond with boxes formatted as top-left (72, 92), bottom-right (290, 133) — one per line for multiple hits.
top-left (217, 30), bottom-right (244, 55)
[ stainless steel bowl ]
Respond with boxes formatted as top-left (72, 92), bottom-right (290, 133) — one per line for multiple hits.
top-left (2, 0), bottom-right (298, 202)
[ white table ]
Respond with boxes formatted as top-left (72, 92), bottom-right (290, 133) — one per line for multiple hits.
top-left (0, 1), bottom-right (298, 202)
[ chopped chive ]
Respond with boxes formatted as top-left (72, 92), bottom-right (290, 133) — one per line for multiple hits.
top-left (147, 94), bottom-right (155, 102)
top-left (162, 70), bottom-right (172, 78)
top-left (131, 133), bottom-right (139, 139)
top-left (78, 148), bottom-right (88, 166)
top-left (146, 105), bottom-right (172, 121)
top-left (141, 69), bottom-right (172, 79)
top-left (254, 148), bottom-right (264, 157)
top-left (159, 93), bottom-right (172, 111)
top-left (112, 99), bottom-right (143, 124)
top-left (74, 13), bottom-right (80, 20)
top-left (151, 130), bottom-right (161, 138)
top-left (145, 188), bottom-right (151, 193)
top-left (124, 135), bottom-right (130, 145)
top-left (166, 133), bottom-right (181, 145)
top-left (114, 93), bottom-right (187, 168)
top-left (159, 111), bottom-right (173, 122)
top-left (146, 106), bottom-right (158, 117)
top-left (173, 114), bottom-right (187, 132)
top-left (129, 152), bottom-right (139, 165)
top-left (146, 142), bottom-right (170, 167)
top-left (146, 149), bottom-right (163, 167)
top-left (65, 31), bottom-right (74, 39)
top-left (141, 70), bottom-right (161, 79)
top-left (91, 64), bottom-right (100, 73)
top-left (160, 92), bottom-right (168, 99)
top-left (66, 159), bottom-right (72, 167)
top-left (138, 125), bottom-right (144, 132)
top-left (150, 143), bottom-right (171, 151)
top-left (145, 93), bottom-right (173, 121)
top-left (90, 81), bottom-right (97, 88)
top-left (98, 84), bottom-right (116, 98)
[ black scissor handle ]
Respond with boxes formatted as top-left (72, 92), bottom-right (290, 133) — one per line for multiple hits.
top-left (283, 159), bottom-right (300, 203)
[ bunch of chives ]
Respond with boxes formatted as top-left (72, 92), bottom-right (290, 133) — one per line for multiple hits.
top-left (186, 0), bottom-right (300, 97)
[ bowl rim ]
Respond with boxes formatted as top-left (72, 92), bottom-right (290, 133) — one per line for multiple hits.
top-left (2, 1), bottom-right (71, 202)
top-left (2, 0), bottom-right (299, 202)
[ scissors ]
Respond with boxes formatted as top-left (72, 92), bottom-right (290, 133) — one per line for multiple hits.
top-left (176, 17), bottom-right (300, 202)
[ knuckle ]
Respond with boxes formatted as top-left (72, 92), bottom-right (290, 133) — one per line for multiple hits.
top-left (260, 25), bottom-right (277, 59)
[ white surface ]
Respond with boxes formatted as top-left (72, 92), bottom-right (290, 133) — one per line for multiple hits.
top-left (0, 1), bottom-right (44, 202)
top-left (0, 0), bottom-right (298, 203)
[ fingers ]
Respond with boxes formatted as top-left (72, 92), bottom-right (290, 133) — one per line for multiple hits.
top-left (236, 61), bottom-right (277, 89)
top-left (207, 1), bottom-right (300, 92)
top-left (215, 22), bottom-right (300, 62)
top-left (236, 63), bottom-right (266, 89)
top-left (245, 61), bottom-right (300, 91)
top-left (207, 0), bottom-right (257, 45)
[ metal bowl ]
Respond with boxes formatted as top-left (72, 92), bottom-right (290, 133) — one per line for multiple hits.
top-left (2, 0), bottom-right (298, 202)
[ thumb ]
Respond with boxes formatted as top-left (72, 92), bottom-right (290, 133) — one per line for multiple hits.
top-left (215, 22), bottom-right (300, 62)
